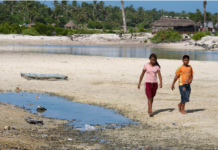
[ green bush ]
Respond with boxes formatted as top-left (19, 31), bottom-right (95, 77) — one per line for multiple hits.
top-left (129, 27), bottom-right (134, 33)
top-left (144, 28), bottom-right (151, 32)
top-left (62, 29), bottom-right (68, 36)
top-left (107, 30), bottom-right (116, 34)
top-left (87, 21), bottom-right (103, 29)
top-left (67, 30), bottom-right (74, 35)
top-left (192, 31), bottom-right (211, 41)
top-left (0, 22), bottom-right (11, 34)
top-left (10, 23), bottom-right (21, 34)
top-left (112, 26), bottom-right (121, 30)
top-left (87, 21), bottom-right (95, 29)
top-left (215, 32), bottom-right (218, 36)
top-left (34, 23), bottom-right (54, 35)
top-left (138, 27), bottom-right (145, 32)
top-left (20, 25), bottom-right (28, 31)
top-left (150, 30), bottom-right (182, 43)
top-left (103, 23), bottom-right (112, 30)
top-left (22, 28), bottom-right (39, 36)
top-left (55, 27), bottom-right (64, 35)
top-left (46, 30), bottom-right (52, 36)
top-left (144, 39), bottom-right (148, 43)
top-left (95, 21), bottom-right (102, 29)
top-left (74, 29), bottom-right (101, 34)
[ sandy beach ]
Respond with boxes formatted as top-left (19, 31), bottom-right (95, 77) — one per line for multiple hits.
top-left (1, 34), bottom-right (218, 50)
top-left (0, 50), bottom-right (218, 149)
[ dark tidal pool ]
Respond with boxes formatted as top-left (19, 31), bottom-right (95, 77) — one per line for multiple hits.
top-left (0, 92), bottom-right (138, 129)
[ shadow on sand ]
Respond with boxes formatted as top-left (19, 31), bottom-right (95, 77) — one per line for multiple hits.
top-left (186, 109), bottom-right (205, 113)
top-left (153, 108), bottom-right (175, 116)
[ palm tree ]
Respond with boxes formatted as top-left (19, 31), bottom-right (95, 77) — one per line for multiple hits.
top-left (203, 0), bottom-right (207, 31)
top-left (93, 0), bottom-right (97, 17)
top-left (120, 0), bottom-right (127, 33)
top-left (77, 8), bottom-right (87, 27)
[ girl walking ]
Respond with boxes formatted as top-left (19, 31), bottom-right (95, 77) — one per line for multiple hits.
top-left (138, 53), bottom-right (162, 117)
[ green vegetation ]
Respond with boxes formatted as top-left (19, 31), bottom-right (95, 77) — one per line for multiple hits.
top-left (0, 1), bottom-right (217, 31)
top-left (87, 21), bottom-right (104, 29)
top-left (74, 29), bottom-right (102, 34)
top-left (22, 28), bottom-right (39, 36)
top-left (192, 31), bottom-right (212, 40)
top-left (150, 30), bottom-right (182, 43)
top-left (0, 22), bottom-right (105, 35)
top-left (0, 1), bottom-right (217, 37)
top-left (144, 39), bottom-right (148, 43)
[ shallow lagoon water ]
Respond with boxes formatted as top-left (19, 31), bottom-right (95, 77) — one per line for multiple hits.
top-left (1, 44), bottom-right (218, 61)
top-left (0, 92), bottom-right (137, 128)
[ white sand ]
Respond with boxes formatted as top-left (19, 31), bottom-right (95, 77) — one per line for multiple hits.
top-left (2, 34), bottom-right (217, 50)
top-left (0, 51), bottom-right (218, 148)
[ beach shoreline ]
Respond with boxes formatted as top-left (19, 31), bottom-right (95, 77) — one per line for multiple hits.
top-left (1, 34), bottom-right (218, 50)
top-left (0, 51), bottom-right (218, 148)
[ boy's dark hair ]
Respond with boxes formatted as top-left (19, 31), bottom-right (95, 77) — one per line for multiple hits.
top-left (183, 55), bottom-right (190, 60)
top-left (149, 53), bottom-right (160, 68)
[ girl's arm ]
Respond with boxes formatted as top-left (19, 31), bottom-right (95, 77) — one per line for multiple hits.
top-left (158, 70), bottom-right (162, 88)
top-left (171, 75), bottom-right (179, 91)
top-left (138, 70), bottom-right (146, 89)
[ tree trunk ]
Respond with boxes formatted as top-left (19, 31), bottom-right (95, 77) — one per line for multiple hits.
top-left (203, 0), bottom-right (208, 31)
top-left (11, 1), bottom-right (14, 15)
top-left (23, 9), bottom-right (26, 21)
top-left (121, 0), bottom-right (127, 33)
top-left (93, 4), bottom-right (94, 16)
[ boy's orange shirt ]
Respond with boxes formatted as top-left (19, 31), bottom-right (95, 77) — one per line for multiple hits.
top-left (175, 65), bottom-right (194, 86)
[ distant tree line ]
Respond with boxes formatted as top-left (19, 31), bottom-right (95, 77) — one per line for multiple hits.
top-left (0, 0), bottom-right (218, 29)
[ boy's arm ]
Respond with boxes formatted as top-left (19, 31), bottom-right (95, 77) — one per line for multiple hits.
top-left (158, 70), bottom-right (162, 88)
top-left (188, 68), bottom-right (194, 84)
top-left (171, 75), bottom-right (179, 91)
top-left (188, 74), bottom-right (193, 84)
top-left (138, 69), bottom-right (146, 89)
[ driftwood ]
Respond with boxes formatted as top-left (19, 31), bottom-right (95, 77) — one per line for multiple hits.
top-left (25, 117), bottom-right (44, 125)
top-left (21, 73), bottom-right (68, 81)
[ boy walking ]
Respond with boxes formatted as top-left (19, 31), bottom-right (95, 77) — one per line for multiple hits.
top-left (171, 55), bottom-right (193, 114)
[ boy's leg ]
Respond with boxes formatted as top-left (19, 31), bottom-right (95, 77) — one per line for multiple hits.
top-left (181, 103), bottom-right (187, 114)
top-left (178, 102), bottom-right (182, 112)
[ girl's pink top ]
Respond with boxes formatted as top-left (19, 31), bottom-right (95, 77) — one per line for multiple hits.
top-left (143, 63), bottom-right (160, 83)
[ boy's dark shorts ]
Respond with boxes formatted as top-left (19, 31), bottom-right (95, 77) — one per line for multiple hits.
top-left (179, 84), bottom-right (191, 103)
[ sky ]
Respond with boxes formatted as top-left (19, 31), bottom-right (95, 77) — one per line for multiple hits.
top-left (43, 1), bottom-right (218, 14)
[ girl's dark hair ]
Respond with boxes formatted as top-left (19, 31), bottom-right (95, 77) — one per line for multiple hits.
top-left (149, 53), bottom-right (161, 68)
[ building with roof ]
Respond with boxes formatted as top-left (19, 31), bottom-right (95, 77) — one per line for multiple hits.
top-left (27, 23), bottom-right (35, 27)
top-left (64, 21), bottom-right (77, 29)
top-left (151, 17), bottom-right (199, 34)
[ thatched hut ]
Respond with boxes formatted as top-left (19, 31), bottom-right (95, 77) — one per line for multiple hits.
top-left (152, 17), bottom-right (199, 34)
top-left (27, 23), bottom-right (35, 27)
top-left (64, 21), bottom-right (77, 29)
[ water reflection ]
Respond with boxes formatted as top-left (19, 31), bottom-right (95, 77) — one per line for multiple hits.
top-left (1, 44), bottom-right (218, 61)
top-left (0, 92), bottom-right (137, 128)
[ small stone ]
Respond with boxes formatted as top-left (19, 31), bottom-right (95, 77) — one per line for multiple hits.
top-left (4, 126), bottom-right (10, 130)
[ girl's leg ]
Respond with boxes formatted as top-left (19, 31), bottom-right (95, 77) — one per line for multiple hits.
top-left (148, 98), bottom-right (153, 114)
top-left (181, 103), bottom-right (187, 114)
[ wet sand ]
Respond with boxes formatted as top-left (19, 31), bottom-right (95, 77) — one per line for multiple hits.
top-left (0, 51), bottom-right (218, 149)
